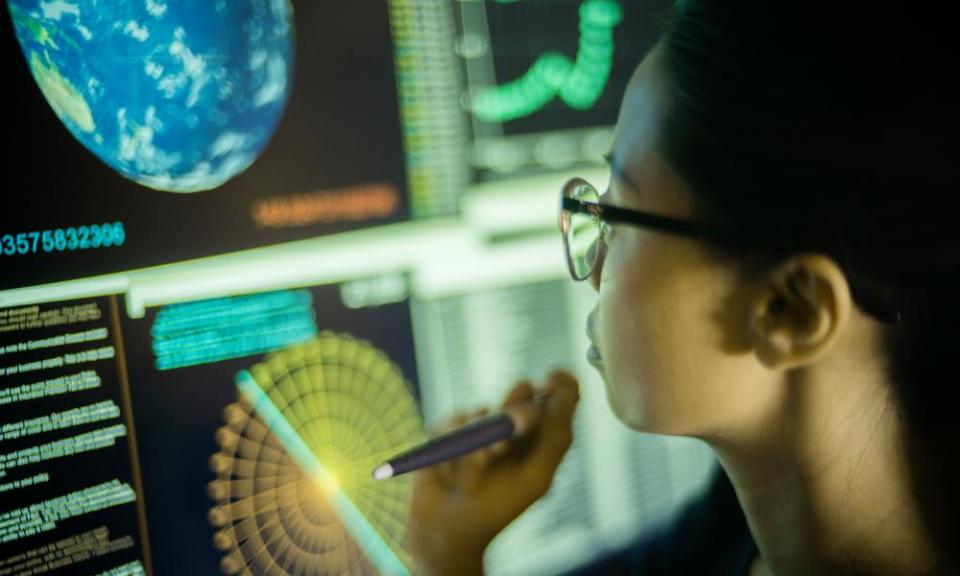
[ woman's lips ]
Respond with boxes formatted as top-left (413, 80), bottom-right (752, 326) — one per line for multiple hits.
top-left (587, 344), bottom-right (603, 368)
top-left (586, 309), bottom-right (603, 368)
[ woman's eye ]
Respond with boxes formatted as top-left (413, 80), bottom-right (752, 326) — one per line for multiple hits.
top-left (601, 221), bottom-right (615, 242)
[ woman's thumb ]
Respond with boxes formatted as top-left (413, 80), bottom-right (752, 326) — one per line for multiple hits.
top-left (522, 371), bottom-right (580, 485)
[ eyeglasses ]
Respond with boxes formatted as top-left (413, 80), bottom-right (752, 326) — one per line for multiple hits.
top-left (558, 177), bottom-right (744, 281)
top-left (559, 175), bottom-right (906, 325)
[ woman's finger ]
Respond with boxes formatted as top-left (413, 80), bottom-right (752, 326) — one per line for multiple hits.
top-left (495, 380), bottom-right (541, 457)
top-left (501, 380), bottom-right (535, 410)
top-left (431, 412), bottom-right (471, 486)
top-left (433, 412), bottom-right (470, 436)
top-left (521, 371), bottom-right (580, 495)
top-left (462, 446), bottom-right (494, 493)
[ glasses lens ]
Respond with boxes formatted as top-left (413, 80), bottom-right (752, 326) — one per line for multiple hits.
top-left (565, 182), bottom-right (601, 280)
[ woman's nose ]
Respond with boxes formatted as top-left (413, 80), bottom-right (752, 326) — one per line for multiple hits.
top-left (588, 238), bottom-right (605, 291)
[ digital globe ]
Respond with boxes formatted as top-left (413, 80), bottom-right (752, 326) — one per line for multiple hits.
top-left (7, 0), bottom-right (295, 193)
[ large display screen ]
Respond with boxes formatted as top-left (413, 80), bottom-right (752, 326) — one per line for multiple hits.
top-left (1, 0), bottom-right (408, 290)
top-left (456, 0), bottom-right (673, 175)
top-left (0, 285), bottom-right (423, 575)
top-left (1, 2), bottom-right (720, 575)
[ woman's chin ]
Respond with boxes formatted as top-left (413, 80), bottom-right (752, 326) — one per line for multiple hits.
top-left (601, 379), bottom-right (675, 434)
top-left (602, 380), bottom-right (643, 430)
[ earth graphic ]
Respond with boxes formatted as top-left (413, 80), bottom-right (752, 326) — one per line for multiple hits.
top-left (7, 0), bottom-right (294, 192)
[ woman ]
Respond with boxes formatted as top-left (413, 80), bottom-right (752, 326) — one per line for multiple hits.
top-left (407, 1), bottom-right (959, 574)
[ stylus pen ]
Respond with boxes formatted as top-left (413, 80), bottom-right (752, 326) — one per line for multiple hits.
top-left (372, 394), bottom-right (549, 480)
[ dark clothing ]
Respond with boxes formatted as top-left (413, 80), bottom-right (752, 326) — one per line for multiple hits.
top-left (564, 467), bottom-right (757, 575)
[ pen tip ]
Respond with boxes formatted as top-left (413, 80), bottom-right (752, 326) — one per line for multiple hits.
top-left (372, 463), bottom-right (394, 481)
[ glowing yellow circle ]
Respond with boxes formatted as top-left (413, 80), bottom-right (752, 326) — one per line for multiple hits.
top-left (208, 332), bottom-right (425, 575)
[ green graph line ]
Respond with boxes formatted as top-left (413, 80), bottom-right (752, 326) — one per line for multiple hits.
top-left (236, 371), bottom-right (411, 576)
top-left (472, 0), bottom-right (623, 122)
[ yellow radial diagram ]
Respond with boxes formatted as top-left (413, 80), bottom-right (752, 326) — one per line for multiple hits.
top-left (207, 332), bottom-right (426, 575)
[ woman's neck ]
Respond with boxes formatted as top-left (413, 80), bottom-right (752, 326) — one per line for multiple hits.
top-left (709, 341), bottom-right (940, 575)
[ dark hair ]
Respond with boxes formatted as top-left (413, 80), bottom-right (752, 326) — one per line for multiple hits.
top-left (657, 0), bottom-right (960, 566)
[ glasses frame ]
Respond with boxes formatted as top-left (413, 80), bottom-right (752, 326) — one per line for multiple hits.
top-left (559, 177), bottom-right (747, 281)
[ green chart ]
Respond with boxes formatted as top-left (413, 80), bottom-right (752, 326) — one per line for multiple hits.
top-left (471, 0), bottom-right (624, 123)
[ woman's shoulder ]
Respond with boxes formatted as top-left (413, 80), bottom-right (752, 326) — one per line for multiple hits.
top-left (561, 465), bottom-right (756, 575)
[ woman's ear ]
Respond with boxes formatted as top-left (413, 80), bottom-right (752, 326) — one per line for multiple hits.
top-left (748, 253), bottom-right (852, 370)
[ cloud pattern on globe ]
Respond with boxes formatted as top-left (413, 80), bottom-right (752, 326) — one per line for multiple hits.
top-left (7, 0), bottom-right (294, 193)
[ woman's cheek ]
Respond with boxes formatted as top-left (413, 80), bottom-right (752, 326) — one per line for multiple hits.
top-left (598, 247), bottom-right (646, 390)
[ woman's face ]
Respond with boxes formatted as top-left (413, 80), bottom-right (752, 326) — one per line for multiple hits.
top-left (588, 49), bottom-right (774, 437)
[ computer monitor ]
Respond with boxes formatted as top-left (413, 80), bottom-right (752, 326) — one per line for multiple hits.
top-left (1, 0), bottom-right (408, 291)
top-left (389, 0), bottom-right (673, 216)
top-left (1, 1), bottom-right (717, 575)
top-left (461, 0), bottom-right (672, 177)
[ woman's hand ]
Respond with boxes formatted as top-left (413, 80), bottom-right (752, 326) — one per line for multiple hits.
top-left (406, 371), bottom-right (580, 575)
